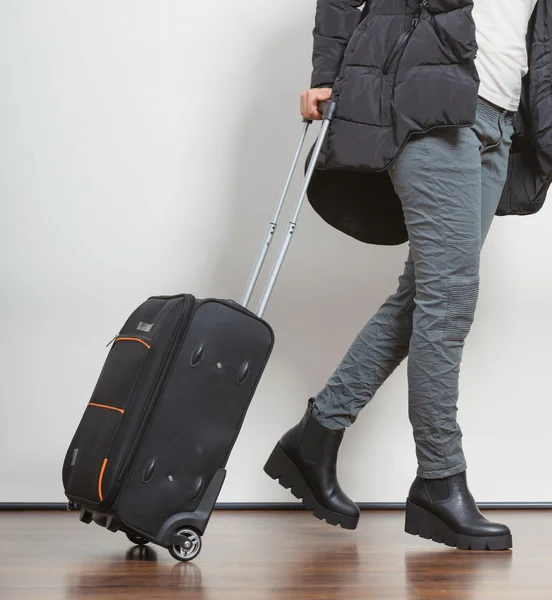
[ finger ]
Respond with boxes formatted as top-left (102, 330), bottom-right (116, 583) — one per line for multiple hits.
top-left (315, 91), bottom-right (330, 114)
top-left (301, 92), bottom-right (311, 119)
top-left (301, 93), bottom-right (308, 119)
top-left (315, 90), bottom-right (332, 118)
top-left (307, 94), bottom-right (321, 120)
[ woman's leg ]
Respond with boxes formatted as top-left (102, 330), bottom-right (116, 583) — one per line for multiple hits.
top-left (397, 100), bottom-right (514, 551)
top-left (313, 250), bottom-right (416, 429)
top-left (264, 99), bottom-right (513, 537)
top-left (389, 125), bottom-right (484, 479)
top-left (313, 114), bottom-right (514, 443)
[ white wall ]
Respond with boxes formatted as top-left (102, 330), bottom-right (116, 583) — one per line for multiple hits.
top-left (1, 1), bottom-right (551, 504)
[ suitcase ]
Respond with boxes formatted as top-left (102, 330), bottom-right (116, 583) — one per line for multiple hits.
top-left (62, 101), bottom-right (336, 562)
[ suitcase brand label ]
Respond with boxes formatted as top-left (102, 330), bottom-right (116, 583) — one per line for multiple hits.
top-left (70, 448), bottom-right (78, 466)
top-left (137, 321), bottom-right (154, 332)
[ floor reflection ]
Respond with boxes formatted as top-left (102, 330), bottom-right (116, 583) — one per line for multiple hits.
top-left (65, 546), bottom-right (208, 600)
top-left (125, 544), bottom-right (158, 562)
top-left (269, 542), bottom-right (360, 598)
top-left (405, 548), bottom-right (513, 600)
top-left (170, 561), bottom-right (203, 590)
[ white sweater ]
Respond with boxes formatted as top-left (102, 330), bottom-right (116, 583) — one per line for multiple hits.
top-left (472, 0), bottom-right (539, 111)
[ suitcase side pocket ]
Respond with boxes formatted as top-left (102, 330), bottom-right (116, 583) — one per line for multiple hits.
top-left (63, 337), bottom-right (151, 503)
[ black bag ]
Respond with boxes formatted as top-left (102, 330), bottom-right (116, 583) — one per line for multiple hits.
top-left (62, 102), bottom-right (335, 562)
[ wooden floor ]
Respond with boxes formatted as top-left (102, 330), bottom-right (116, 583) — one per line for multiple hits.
top-left (0, 510), bottom-right (551, 600)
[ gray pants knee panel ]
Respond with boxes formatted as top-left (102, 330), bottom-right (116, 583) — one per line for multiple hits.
top-left (442, 277), bottom-right (480, 342)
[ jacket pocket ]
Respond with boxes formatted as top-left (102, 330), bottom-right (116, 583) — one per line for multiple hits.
top-left (62, 336), bottom-right (151, 503)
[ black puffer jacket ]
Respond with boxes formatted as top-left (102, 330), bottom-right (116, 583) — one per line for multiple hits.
top-left (307, 0), bottom-right (552, 246)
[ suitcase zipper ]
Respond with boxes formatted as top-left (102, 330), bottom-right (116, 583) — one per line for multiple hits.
top-left (104, 294), bottom-right (196, 505)
top-left (106, 335), bottom-right (152, 349)
top-left (113, 337), bottom-right (152, 350)
top-left (382, 1), bottom-right (427, 74)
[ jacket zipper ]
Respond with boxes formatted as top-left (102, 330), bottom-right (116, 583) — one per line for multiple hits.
top-left (383, 1), bottom-right (428, 74)
top-left (103, 294), bottom-right (196, 506)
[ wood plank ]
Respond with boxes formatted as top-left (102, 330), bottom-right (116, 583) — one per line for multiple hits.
top-left (0, 510), bottom-right (550, 600)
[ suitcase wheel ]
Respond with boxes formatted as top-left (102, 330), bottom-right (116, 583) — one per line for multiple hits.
top-left (168, 528), bottom-right (202, 562)
top-left (126, 532), bottom-right (150, 546)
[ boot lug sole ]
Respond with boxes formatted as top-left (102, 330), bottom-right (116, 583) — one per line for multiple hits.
top-left (264, 443), bottom-right (359, 530)
top-left (405, 499), bottom-right (513, 551)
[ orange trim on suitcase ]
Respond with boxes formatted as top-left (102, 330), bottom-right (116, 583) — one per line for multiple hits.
top-left (98, 458), bottom-right (108, 501)
top-left (88, 403), bottom-right (125, 415)
top-left (114, 337), bottom-right (151, 349)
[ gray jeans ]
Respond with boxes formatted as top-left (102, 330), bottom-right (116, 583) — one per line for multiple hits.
top-left (313, 97), bottom-right (514, 479)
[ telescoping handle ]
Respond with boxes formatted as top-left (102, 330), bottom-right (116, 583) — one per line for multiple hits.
top-left (240, 100), bottom-right (337, 319)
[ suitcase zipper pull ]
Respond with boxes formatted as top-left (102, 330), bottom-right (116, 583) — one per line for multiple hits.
top-left (106, 336), bottom-right (117, 347)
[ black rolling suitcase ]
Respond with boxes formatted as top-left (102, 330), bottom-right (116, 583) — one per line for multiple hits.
top-left (62, 101), bottom-right (336, 562)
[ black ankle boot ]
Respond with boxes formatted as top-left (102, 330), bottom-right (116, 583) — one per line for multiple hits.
top-left (405, 471), bottom-right (512, 550)
top-left (264, 399), bottom-right (359, 530)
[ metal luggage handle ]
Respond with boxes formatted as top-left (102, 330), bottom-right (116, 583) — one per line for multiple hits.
top-left (240, 100), bottom-right (337, 318)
